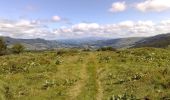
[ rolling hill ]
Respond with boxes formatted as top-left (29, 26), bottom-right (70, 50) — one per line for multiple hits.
top-left (133, 33), bottom-right (170, 48)
top-left (91, 37), bottom-right (144, 49)
top-left (1, 33), bottom-right (170, 50)
top-left (2, 37), bottom-right (60, 50)
top-left (0, 36), bottom-right (144, 50)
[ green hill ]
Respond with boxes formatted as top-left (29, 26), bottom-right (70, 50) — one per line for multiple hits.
top-left (134, 33), bottom-right (170, 48)
top-left (0, 48), bottom-right (170, 99)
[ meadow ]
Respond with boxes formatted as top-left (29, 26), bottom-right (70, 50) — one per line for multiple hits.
top-left (0, 48), bottom-right (170, 100)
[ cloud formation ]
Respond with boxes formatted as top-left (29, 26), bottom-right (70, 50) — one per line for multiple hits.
top-left (0, 18), bottom-right (170, 39)
top-left (109, 2), bottom-right (126, 12)
top-left (109, 0), bottom-right (170, 13)
top-left (135, 0), bottom-right (170, 12)
top-left (0, 19), bottom-right (54, 39)
top-left (54, 20), bottom-right (170, 38)
top-left (52, 16), bottom-right (61, 22)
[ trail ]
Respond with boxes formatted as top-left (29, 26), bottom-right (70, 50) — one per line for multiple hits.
top-left (68, 53), bottom-right (104, 100)
top-left (68, 64), bottom-right (88, 100)
top-left (96, 69), bottom-right (103, 100)
top-left (95, 54), bottom-right (103, 100)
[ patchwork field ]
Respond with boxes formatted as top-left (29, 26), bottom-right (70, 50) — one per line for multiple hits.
top-left (0, 48), bottom-right (170, 100)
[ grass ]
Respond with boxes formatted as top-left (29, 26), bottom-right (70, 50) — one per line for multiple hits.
top-left (0, 48), bottom-right (170, 100)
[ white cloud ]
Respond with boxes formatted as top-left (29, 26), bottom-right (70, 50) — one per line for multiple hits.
top-left (135, 0), bottom-right (170, 12)
top-left (109, 2), bottom-right (126, 12)
top-left (54, 20), bottom-right (170, 38)
top-left (0, 18), bottom-right (170, 39)
top-left (118, 21), bottom-right (134, 28)
top-left (52, 16), bottom-right (61, 22)
top-left (0, 19), bottom-right (54, 39)
top-left (72, 23), bottom-right (100, 31)
top-left (53, 23), bottom-right (101, 38)
top-left (160, 20), bottom-right (170, 25)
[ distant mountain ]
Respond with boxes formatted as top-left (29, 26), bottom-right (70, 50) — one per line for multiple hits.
top-left (2, 37), bottom-right (60, 50)
top-left (0, 36), bottom-right (145, 50)
top-left (91, 37), bottom-right (145, 49)
top-left (57, 37), bottom-right (109, 45)
top-left (1, 33), bottom-right (170, 50)
top-left (1, 36), bottom-right (107, 50)
top-left (133, 33), bottom-right (170, 48)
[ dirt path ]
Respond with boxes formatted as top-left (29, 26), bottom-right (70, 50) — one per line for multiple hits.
top-left (68, 63), bottom-right (88, 100)
top-left (96, 69), bottom-right (103, 100)
top-left (68, 53), bottom-right (103, 100)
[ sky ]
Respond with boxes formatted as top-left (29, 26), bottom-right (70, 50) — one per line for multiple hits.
top-left (0, 0), bottom-right (170, 39)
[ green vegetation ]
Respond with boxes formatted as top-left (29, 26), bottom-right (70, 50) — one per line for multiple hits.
top-left (97, 47), bottom-right (117, 51)
top-left (0, 38), bottom-right (7, 56)
top-left (0, 38), bottom-right (25, 55)
top-left (0, 47), bottom-right (170, 100)
top-left (11, 43), bottom-right (25, 54)
top-left (133, 33), bottom-right (170, 48)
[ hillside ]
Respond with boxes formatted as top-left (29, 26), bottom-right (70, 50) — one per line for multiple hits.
top-left (2, 37), bottom-right (60, 50)
top-left (1, 36), bottom-right (145, 50)
top-left (2, 33), bottom-right (170, 50)
top-left (0, 48), bottom-right (170, 99)
top-left (92, 37), bottom-right (144, 48)
top-left (133, 33), bottom-right (170, 48)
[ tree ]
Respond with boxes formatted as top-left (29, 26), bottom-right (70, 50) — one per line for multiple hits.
top-left (11, 43), bottom-right (25, 54)
top-left (97, 46), bottom-right (117, 51)
top-left (0, 38), bottom-right (7, 55)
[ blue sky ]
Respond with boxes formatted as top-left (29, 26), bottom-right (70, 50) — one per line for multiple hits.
top-left (0, 0), bottom-right (170, 39)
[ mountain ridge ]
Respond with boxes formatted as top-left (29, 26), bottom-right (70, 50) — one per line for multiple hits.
top-left (1, 33), bottom-right (170, 50)
top-left (133, 33), bottom-right (170, 48)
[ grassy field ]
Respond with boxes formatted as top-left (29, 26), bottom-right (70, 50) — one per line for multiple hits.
top-left (0, 48), bottom-right (170, 100)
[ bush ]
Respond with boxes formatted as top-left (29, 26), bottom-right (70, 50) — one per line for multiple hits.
top-left (11, 43), bottom-right (25, 54)
top-left (0, 38), bottom-right (7, 56)
top-left (82, 48), bottom-right (91, 52)
top-left (56, 49), bottom-right (79, 56)
top-left (97, 47), bottom-right (117, 51)
top-left (56, 49), bottom-right (67, 55)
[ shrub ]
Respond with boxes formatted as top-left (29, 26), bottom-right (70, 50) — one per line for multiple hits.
top-left (67, 49), bottom-right (79, 54)
top-left (82, 48), bottom-right (91, 52)
top-left (55, 56), bottom-right (63, 65)
top-left (11, 43), bottom-right (25, 54)
top-left (98, 56), bottom-right (112, 63)
top-left (97, 47), bottom-right (117, 51)
top-left (0, 38), bottom-right (7, 56)
top-left (56, 49), bottom-right (67, 55)
top-left (109, 93), bottom-right (137, 100)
